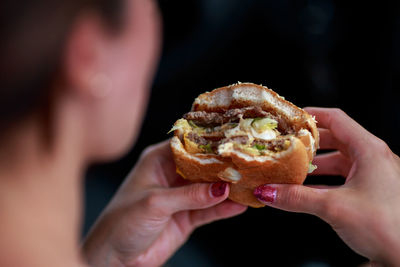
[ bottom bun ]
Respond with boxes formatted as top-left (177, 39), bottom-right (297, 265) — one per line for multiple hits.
top-left (229, 183), bottom-right (265, 208)
top-left (171, 136), bottom-right (310, 208)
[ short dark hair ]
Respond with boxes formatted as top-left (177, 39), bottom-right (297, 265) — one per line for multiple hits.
top-left (0, 0), bottom-right (124, 129)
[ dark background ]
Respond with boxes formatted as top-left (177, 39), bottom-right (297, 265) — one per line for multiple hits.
top-left (84, 0), bottom-right (399, 266)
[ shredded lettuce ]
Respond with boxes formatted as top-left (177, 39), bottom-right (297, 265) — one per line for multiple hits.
top-left (253, 144), bottom-right (266, 150)
top-left (199, 143), bottom-right (213, 153)
top-left (227, 122), bottom-right (238, 128)
top-left (240, 118), bottom-right (254, 130)
top-left (242, 146), bottom-right (260, 155)
top-left (167, 119), bottom-right (191, 134)
top-left (167, 125), bottom-right (179, 134)
top-left (251, 117), bottom-right (278, 132)
top-left (308, 162), bottom-right (317, 173)
top-left (188, 120), bottom-right (198, 128)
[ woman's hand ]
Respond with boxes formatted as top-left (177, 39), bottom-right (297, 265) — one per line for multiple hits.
top-left (83, 140), bottom-right (247, 267)
top-left (253, 107), bottom-right (400, 266)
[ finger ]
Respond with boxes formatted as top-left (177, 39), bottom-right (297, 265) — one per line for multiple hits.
top-left (318, 128), bottom-right (341, 150)
top-left (135, 139), bottom-right (186, 187)
top-left (142, 201), bottom-right (246, 266)
top-left (307, 185), bottom-right (341, 190)
top-left (311, 151), bottom-right (352, 177)
top-left (189, 200), bottom-right (247, 228)
top-left (151, 182), bottom-right (230, 216)
top-left (140, 139), bottom-right (172, 160)
top-left (253, 184), bottom-right (335, 221)
top-left (148, 139), bottom-right (181, 186)
top-left (304, 107), bottom-right (373, 159)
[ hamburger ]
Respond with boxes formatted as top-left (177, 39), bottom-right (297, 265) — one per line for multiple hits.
top-left (169, 82), bottom-right (319, 207)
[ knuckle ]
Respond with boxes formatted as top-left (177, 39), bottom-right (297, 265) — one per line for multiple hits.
top-left (283, 185), bottom-right (304, 208)
top-left (139, 141), bottom-right (170, 165)
top-left (330, 108), bottom-right (346, 120)
top-left (371, 138), bottom-right (390, 155)
top-left (139, 145), bottom-right (165, 167)
top-left (331, 107), bottom-right (344, 114)
top-left (361, 137), bottom-right (393, 162)
top-left (326, 108), bottom-right (353, 133)
top-left (324, 108), bottom-right (343, 128)
top-left (142, 191), bottom-right (160, 208)
top-left (183, 184), bottom-right (207, 204)
top-left (140, 144), bottom-right (158, 160)
top-left (141, 190), bottom-right (167, 216)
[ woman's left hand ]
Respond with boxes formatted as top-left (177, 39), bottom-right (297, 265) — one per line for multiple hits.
top-left (83, 140), bottom-right (247, 267)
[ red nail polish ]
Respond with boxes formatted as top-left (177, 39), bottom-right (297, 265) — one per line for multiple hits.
top-left (254, 185), bottom-right (277, 204)
top-left (211, 182), bottom-right (227, 197)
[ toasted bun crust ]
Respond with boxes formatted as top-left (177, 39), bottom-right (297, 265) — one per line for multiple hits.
top-left (170, 83), bottom-right (319, 207)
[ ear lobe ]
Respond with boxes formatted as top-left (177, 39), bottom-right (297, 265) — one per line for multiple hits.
top-left (62, 12), bottom-right (110, 99)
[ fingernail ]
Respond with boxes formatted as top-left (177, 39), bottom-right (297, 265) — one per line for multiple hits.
top-left (210, 182), bottom-right (227, 197)
top-left (254, 185), bottom-right (277, 204)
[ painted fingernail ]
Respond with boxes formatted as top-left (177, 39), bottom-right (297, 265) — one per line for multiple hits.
top-left (210, 182), bottom-right (227, 197)
top-left (254, 185), bottom-right (277, 204)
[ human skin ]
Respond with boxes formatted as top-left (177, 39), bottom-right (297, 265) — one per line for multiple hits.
top-left (254, 107), bottom-right (400, 266)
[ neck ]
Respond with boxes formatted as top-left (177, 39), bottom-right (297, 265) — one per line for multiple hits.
top-left (0, 103), bottom-right (87, 266)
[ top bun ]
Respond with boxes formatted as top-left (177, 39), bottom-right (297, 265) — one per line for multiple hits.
top-left (192, 82), bottom-right (319, 153)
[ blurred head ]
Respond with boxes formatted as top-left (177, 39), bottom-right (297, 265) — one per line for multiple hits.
top-left (0, 0), bottom-right (162, 162)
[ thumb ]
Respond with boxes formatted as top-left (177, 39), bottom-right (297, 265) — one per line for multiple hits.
top-left (254, 184), bottom-right (333, 219)
top-left (154, 182), bottom-right (230, 215)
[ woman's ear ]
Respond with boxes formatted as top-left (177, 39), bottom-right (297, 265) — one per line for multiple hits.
top-left (62, 12), bottom-right (113, 100)
top-left (54, 0), bottom-right (162, 161)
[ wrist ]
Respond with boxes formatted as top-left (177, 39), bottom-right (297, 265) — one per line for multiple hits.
top-left (83, 238), bottom-right (125, 267)
top-left (82, 219), bottom-right (124, 267)
top-left (83, 232), bottom-right (146, 267)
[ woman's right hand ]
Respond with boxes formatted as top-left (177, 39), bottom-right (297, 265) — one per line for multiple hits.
top-left (253, 107), bottom-right (400, 266)
top-left (83, 140), bottom-right (247, 267)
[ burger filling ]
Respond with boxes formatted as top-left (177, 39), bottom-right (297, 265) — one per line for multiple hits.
top-left (170, 107), bottom-right (301, 156)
